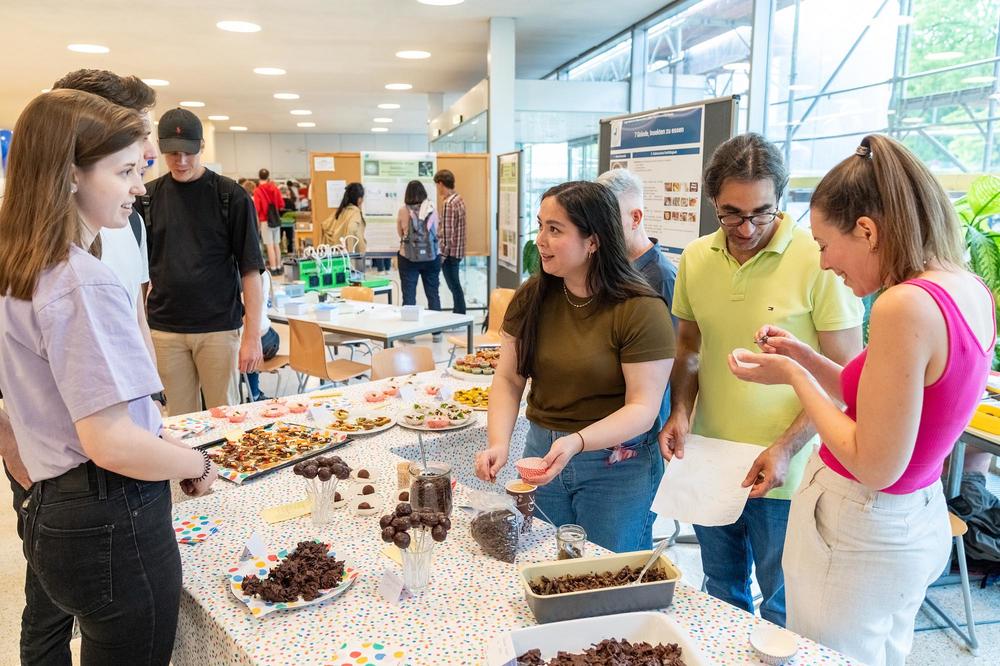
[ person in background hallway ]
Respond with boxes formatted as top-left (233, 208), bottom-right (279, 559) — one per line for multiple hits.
top-left (434, 169), bottom-right (467, 314)
top-left (254, 168), bottom-right (284, 274)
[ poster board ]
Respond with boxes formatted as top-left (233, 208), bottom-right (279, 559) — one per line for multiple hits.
top-left (598, 96), bottom-right (739, 261)
top-left (360, 151), bottom-right (437, 254)
top-left (307, 152), bottom-right (361, 250)
top-left (308, 151), bottom-right (490, 258)
top-left (496, 151), bottom-right (524, 289)
top-left (435, 153), bottom-right (490, 257)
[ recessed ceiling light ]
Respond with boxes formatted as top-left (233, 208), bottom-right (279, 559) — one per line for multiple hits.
top-left (378, 103), bottom-right (401, 109)
top-left (297, 122), bottom-right (316, 128)
top-left (217, 20), bottom-right (261, 33)
top-left (926, 51), bottom-right (963, 61)
top-left (385, 83), bottom-right (413, 91)
top-left (962, 75), bottom-right (996, 85)
top-left (290, 109), bottom-right (312, 116)
top-left (229, 126), bottom-right (248, 131)
top-left (417, 0), bottom-right (465, 5)
top-left (253, 67), bottom-right (286, 76)
top-left (208, 115), bottom-right (230, 121)
top-left (273, 92), bottom-right (300, 100)
top-left (179, 101), bottom-right (205, 108)
top-left (396, 50), bottom-right (431, 59)
top-left (371, 127), bottom-right (389, 132)
top-left (373, 117), bottom-right (394, 123)
top-left (142, 78), bottom-right (170, 87)
top-left (67, 43), bottom-right (110, 54)
top-left (723, 62), bottom-right (750, 72)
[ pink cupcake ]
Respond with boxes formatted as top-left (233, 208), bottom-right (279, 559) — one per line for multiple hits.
top-left (208, 406), bottom-right (229, 418)
top-left (515, 457), bottom-right (549, 483)
top-left (227, 411), bottom-right (247, 424)
top-left (286, 401), bottom-right (308, 414)
top-left (364, 390), bottom-right (386, 403)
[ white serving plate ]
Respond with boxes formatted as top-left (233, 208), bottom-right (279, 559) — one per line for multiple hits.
top-left (495, 611), bottom-right (709, 665)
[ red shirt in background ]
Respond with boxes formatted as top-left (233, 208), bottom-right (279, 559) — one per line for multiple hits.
top-left (253, 180), bottom-right (285, 222)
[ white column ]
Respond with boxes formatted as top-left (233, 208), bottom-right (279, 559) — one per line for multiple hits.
top-left (487, 16), bottom-right (516, 293)
top-left (747, 0), bottom-right (774, 134)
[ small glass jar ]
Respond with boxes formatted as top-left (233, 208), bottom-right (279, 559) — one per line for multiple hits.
top-left (556, 524), bottom-right (587, 560)
top-left (409, 462), bottom-right (453, 516)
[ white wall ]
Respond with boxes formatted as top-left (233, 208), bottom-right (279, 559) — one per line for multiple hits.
top-left (213, 131), bottom-right (431, 179)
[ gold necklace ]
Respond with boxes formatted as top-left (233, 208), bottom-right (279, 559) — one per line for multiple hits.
top-left (563, 282), bottom-right (594, 308)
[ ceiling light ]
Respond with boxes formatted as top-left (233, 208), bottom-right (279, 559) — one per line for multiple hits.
top-left (926, 51), bottom-right (963, 61)
top-left (788, 83), bottom-right (814, 91)
top-left (962, 76), bottom-right (996, 85)
top-left (273, 92), bottom-right (300, 100)
top-left (179, 101), bottom-right (205, 108)
top-left (417, 0), bottom-right (465, 5)
top-left (378, 103), bottom-right (401, 109)
top-left (67, 43), bottom-right (110, 54)
top-left (253, 67), bottom-right (286, 76)
top-left (373, 117), bottom-right (393, 123)
top-left (385, 83), bottom-right (413, 91)
top-left (371, 127), bottom-right (389, 133)
top-left (396, 50), bottom-right (431, 59)
top-left (290, 109), bottom-right (312, 116)
top-left (142, 78), bottom-right (170, 87)
top-left (297, 122), bottom-right (316, 128)
top-left (208, 115), bottom-right (230, 121)
top-left (723, 62), bottom-right (750, 72)
top-left (229, 126), bottom-right (248, 131)
top-left (216, 20), bottom-right (261, 33)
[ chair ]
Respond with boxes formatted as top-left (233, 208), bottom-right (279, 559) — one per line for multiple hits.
top-left (922, 512), bottom-right (979, 655)
top-left (324, 285), bottom-right (375, 360)
top-left (447, 288), bottom-right (515, 364)
top-left (239, 354), bottom-right (291, 403)
top-left (370, 346), bottom-right (436, 381)
top-left (290, 319), bottom-right (369, 392)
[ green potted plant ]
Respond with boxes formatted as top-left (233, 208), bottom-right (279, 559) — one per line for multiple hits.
top-left (956, 174), bottom-right (1000, 368)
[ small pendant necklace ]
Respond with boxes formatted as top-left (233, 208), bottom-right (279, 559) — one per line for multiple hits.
top-left (563, 282), bottom-right (594, 308)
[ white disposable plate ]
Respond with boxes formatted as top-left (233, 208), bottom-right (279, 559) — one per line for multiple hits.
top-left (491, 611), bottom-right (709, 665)
top-left (446, 365), bottom-right (495, 383)
top-left (397, 414), bottom-right (476, 432)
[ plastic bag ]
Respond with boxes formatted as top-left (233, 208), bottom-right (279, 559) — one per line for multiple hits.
top-left (468, 489), bottom-right (523, 563)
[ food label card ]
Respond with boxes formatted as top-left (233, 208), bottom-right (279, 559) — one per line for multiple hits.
top-left (378, 568), bottom-right (408, 605)
top-left (484, 634), bottom-right (517, 666)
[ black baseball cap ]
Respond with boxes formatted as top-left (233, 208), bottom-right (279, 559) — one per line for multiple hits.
top-left (158, 107), bottom-right (203, 154)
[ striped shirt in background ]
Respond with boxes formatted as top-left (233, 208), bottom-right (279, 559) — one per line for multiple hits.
top-left (439, 192), bottom-right (467, 259)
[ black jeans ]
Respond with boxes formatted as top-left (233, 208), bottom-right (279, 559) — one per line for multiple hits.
top-left (19, 463), bottom-right (181, 665)
top-left (397, 253), bottom-right (441, 310)
top-left (440, 255), bottom-right (466, 314)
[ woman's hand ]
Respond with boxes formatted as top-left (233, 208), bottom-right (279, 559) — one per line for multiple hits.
top-left (728, 350), bottom-right (802, 386)
top-left (754, 324), bottom-right (815, 366)
top-left (180, 464), bottom-right (217, 497)
top-left (475, 445), bottom-right (509, 483)
top-left (532, 434), bottom-right (585, 485)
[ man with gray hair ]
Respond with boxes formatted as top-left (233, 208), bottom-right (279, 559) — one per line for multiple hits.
top-left (596, 167), bottom-right (677, 317)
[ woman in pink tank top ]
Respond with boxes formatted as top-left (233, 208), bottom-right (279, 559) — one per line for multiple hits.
top-left (728, 134), bottom-right (995, 666)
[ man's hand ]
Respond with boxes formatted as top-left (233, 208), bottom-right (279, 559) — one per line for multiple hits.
top-left (658, 412), bottom-right (689, 461)
top-left (742, 443), bottom-right (793, 499)
top-left (239, 333), bottom-right (263, 373)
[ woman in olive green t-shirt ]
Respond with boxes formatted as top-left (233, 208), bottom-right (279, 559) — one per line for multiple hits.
top-left (474, 181), bottom-right (676, 552)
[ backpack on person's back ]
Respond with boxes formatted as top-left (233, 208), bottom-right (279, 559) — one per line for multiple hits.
top-left (399, 203), bottom-right (438, 262)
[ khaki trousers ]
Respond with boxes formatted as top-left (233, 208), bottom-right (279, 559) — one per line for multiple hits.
top-left (151, 328), bottom-right (241, 416)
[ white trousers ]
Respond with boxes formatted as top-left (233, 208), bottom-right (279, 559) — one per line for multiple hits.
top-left (783, 454), bottom-right (951, 666)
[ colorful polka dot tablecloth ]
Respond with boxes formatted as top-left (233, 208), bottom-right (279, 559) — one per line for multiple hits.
top-left (169, 373), bottom-right (859, 666)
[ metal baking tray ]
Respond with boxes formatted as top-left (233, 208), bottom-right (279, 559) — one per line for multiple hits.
top-left (519, 551), bottom-right (681, 624)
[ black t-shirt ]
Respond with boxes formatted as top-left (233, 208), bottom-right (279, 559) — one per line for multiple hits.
top-left (145, 169), bottom-right (264, 333)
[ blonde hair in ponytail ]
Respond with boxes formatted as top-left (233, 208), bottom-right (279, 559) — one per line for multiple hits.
top-left (810, 134), bottom-right (965, 287)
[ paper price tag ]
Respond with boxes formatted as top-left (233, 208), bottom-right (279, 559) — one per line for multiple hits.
top-left (378, 567), bottom-right (407, 605)
top-left (308, 406), bottom-right (332, 427)
top-left (484, 634), bottom-right (517, 666)
top-left (240, 531), bottom-right (268, 562)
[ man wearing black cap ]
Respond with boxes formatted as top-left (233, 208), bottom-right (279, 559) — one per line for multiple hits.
top-left (141, 108), bottom-right (265, 415)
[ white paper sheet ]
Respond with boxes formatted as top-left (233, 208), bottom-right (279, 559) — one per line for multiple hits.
top-left (651, 434), bottom-right (764, 527)
top-left (326, 179), bottom-right (346, 208)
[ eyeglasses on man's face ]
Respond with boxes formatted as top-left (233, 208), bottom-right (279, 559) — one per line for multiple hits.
top-left (715, 209), bottom-right (780, 228)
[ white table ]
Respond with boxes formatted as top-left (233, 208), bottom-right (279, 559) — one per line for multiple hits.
top-left (165, 374), bottom-right (857, 666)
top-left (268, 302), bottom-right (475, 350)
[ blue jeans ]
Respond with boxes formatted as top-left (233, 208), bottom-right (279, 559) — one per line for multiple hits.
top-left (246, 327), bottom-right (280, 400)
top-left (19, 463), bottom-right (181, 665)
top-left (523, 422), bottom-right (664, 552)
top-left (440, 255), bottom-right (466, 314)
top-left (694, 497), bottom-right (790, 626)
top-left (397, 253), bottom-right (441, 310)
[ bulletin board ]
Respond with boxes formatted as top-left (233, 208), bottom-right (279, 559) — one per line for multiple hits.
top-left (308, 151), bottom-right (489, 257)
top-left (307, 152), bottom-right (361, 249)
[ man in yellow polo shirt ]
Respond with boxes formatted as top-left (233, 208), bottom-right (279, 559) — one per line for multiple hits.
top-left (660, 133), bottom-right (863, 627)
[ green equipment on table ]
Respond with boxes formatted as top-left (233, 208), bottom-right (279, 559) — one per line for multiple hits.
top-left (356, 277), bottom-right (391, 288)
top-left (298, 255), bottom-right (351, 292)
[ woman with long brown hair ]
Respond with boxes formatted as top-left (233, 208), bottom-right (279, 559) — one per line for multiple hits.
top-left (729, 134), bottom-right (994, 664)
top-left (475, 181), bottom-right (675, 551)
top-left (0, 89), bottom-right (217, 664)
